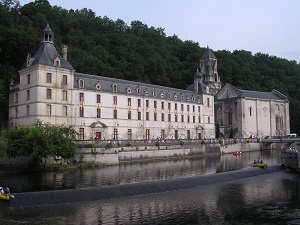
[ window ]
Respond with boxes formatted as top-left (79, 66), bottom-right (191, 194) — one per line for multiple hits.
top-left (137, 88), bottom-right (140, 94)
top-left (97, 94), bottom-right (101, 104)
top-left (193, 116), bottom-right (195, 123)
top-left (181, 104), bottom-right (184, 111)
top-left (79, 128), bottom-right (84, 140)
top-left (113, 96), bottom-right (117, 105)
top-left (161, 102), bottom-right (164, 110)
top-left (79, 79), bottom-right (84, 88)
top-left (15, 108), bottom-right (19, 118)
top-left (207, 98), bottom-right (210, 107)
top-left (26, 105), bottom-right (30, 116)
top-left (154, 101), bottom-right (157, 109)
top-left (161, 113), bottom-right (165, 121)
top-left (249, 107), bottom-right (252, 116)
top-left (27, 74), bottom-right (30, 84)
top-left (46, 104), bottom-right (52, 115)
top-left (46, 89), bottom-right (52, 99)
top-left (146, 129), bottom-right (150, 140)
top-left (128, 110), bottom-right (131, 119)
top-left (181, 114), bottom-right (184, 122)
top-left (187, 115), bottom-right (190, 123)
top-left (112, 84), bottom-right (117, 92)
top-left (146, 112), bottom-right (149, 120)
top-left (168, 113), bottom-right (171, 122)
top-left (15, 93), bottom-right (18, 103)
top-left (113, 109), bottom-right (117, 119)
top-left (80, 93), bottom-right (84, 117)
top-left (97, 108), bottom-right (101, 118)
top-left (175, 103), bottom-right (177, 110)
top-left (154, 112), bottom-right (157, 121)
top-left (63, 106), bottom-right (67, 116)
top-left (168, 103), bottom-right (171, 110)
top-left (193, 105), bottom-right (195, 112)
top-left (128, 129), bottom-right (132, 140)
top-left (46, 73), bottom-right (52, 83)
top-left (175, 114), bottom-right (178, 122)
top-left (128, 98), bottom-right (131, 106)
top-left (146, 100), bottom-right (149, 108)
top-left (62, 75), bottom-right (67, 86)
top-left (63, 90), bottom-right (68, 100)
top-left (113, 129), bottom-right (118, 140)
top-left (187, 130), bottom-right (191, 140)
top-left (138, 112), bottom-right (141, 120)
top-left (208, 116), bottom-right (210, 124)
top-left (26, 90), bottom-right (30, 100)
top-left (138, 99), bottom-right (141, 107)
top-left (187, 105), bottom-right (190, 112)
top-left (161, 130), bottom-right (165, 139)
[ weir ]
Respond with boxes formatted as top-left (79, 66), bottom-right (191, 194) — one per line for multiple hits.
top-left (0, 165), bottom-right (285, 209)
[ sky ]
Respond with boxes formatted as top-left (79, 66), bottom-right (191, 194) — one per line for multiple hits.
top-left (19, 0), bottom-right (300, 63)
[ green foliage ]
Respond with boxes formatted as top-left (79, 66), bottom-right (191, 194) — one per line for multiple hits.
top-left (179, 140), bottom-right (184, 146)
top-left (5, 122), bottom-right (76, 166)
top-left (105, 142), bottom-right (113, 149)
top-left (1, 1), bottom-right (300, 134)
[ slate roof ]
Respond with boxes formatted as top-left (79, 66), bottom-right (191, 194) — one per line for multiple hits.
top-left (75, 72), bottom-right (203, 104)
top-left (20, 42), bottom-right (73, 70)
top-left (200, 47), bottom-right (216, 60)
top-left (239, 89), bottom-right (287, 100)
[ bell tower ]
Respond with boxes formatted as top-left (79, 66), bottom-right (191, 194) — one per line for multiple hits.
top-left (199, 46), bottom-right (221, 95)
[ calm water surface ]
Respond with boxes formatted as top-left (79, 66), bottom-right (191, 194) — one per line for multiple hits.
top-left (1, 149), bottom-right (300, 225)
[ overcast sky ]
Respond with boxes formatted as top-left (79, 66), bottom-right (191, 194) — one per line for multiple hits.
top-left (19, 0), bottom-right (300, 63)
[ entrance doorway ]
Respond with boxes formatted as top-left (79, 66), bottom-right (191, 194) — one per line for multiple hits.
top-left (95, 132), bottom-right (101, 144)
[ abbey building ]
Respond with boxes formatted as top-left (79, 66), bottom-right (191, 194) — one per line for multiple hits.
top-left (8, 24), bottom-right (290, 140)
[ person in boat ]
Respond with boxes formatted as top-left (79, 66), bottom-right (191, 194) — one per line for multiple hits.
top-left (0, 187), bottom-right (4, 195)
top-left (253, 160), bottom-right (257, 164)
top-left (4, 186), bottom-right (10, 196)
top-left (259, 160), bottom-right (263, 164)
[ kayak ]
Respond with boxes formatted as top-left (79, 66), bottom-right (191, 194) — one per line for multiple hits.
top-left (251, 163), bottom-right (267, 168)
top-left (0, 194), bottom-right (10, 201)
top-left (233, 151), bottom-right (242, 156)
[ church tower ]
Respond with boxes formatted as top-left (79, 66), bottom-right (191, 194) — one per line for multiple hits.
top-left (199, 47), bottom-right (221, 95)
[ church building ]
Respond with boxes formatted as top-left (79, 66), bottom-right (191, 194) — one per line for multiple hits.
top-left (8, 24), bottom-right (216, 141)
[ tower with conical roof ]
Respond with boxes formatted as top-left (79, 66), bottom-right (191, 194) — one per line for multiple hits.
top-left (199, 47), bottom-right (221, 95)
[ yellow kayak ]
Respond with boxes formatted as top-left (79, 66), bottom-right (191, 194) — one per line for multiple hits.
top-left (251, 163), bottom-right (267, 168)
top-left (0, 194), bottom-right (10, 201)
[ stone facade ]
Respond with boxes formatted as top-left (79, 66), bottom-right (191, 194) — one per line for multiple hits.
top-left (8, 24), bottom-right (215, 140)
top-left (215, 83), bottom-right (290, 138)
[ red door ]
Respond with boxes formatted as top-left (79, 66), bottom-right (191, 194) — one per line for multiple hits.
top-left (95, 132), bottom-right (101, 144)
top-left (198, 133), bottom-right (202, 139)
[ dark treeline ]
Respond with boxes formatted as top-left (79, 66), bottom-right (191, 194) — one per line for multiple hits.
top-left (1, 0), bottom-right (300, 133)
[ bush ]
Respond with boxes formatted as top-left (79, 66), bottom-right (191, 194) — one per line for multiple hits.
top-left (105, 142), bottom-right (113, 149)
top-left (180, 140), bottom-right (184, 146)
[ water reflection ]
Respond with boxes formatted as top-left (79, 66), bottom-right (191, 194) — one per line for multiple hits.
top-left (1, 150), bottom-right (282, 193)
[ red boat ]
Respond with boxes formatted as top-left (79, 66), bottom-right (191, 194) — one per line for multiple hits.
top-left (233, 151), bottom-right (242, 156)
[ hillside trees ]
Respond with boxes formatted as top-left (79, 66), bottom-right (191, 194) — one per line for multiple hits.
top-left (0, 0), bottom-right (300, 132)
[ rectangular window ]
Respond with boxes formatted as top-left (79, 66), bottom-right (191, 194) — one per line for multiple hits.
top-left (208, 116), bottom-right (210, 123)
top-left (154, 112), bottom-right (157, 121)
top-left (97, 94), bottom-right (101, 103)
top-left (26, 90), bottom-right (30, 100)
top-left (181, 104), bottom-right (184, 111)
top-left (80, 107), bottom-right (84, 117)
top-left (62, 75), bottom-right (67, 86)
top-left (161, 130), bottom-right (165, 139)
top-left (138, 99), bottom-right (141, 107)
top-left (46, 104), bottom-right (52, 115)
top-left (146, 111), bottom-right (149, 120)
top-left (187, 115), bottom-right (190, 123)
top-left (187, 130), bottom-right (191, 140)
top-left (80, 92), bottom-right (84, 104)
top-left (128, 98), bottom-right (131, 106)
top-left (97, 108), bottom-right (101, 118)
top-left (138, 111), bottom-right (141, 120)
top-left (181, 114), bottom-right (184, 122)
top-left (207, 98), bottom-right (210, 107)
top-left (193, 105), bottom-right (195, 112)
top-left (193, 116), bottom-right (195, 123)
top-left (198, 106), bottom-right (200, 112)
top-left (27, 74), bottom-right (30, 84)
top-left (26, 105), bottom-right (30, 116)
top-left (63, 106), bottom-right (67, 116)
top-left (114, 109), bottom-right (117, 119)
top-left (168, 103), bottom-right (171, 110)
top-left (15, 108), bottom-right (19, 118)
top-left (161, 113), bottom-right (165, 121)
top-left (63, 90), bottom-right (67, 100)
top-left (113, 96), bottom-right (117, 105)
top-left (198, 115), bottom-right (201, 123)
top-left (187, 105), bottom-right (190, 112)
top-left (128, 110), bottom-right (131, 119)
top-left (175, 114), bottom-right (178, 122)
top-left (15, 93), bottom-right (18, 103)
top-left (128, 129), bottom-right (132, 140)
top-left (113, 129), bottom-right (118, 140)
top-left (146, 129), bottom-right (150, 140)
top-left (154, 101), bottom-right (157, 109)
top-left (168, 113), bottom-right (171, 122)
top-left (46, 73), bottom-right (52, 83)
top-left (175, 103), bottom-right (177, 110)
top-left (146, 100), bottom-right (149, 108)
top-left (46, 89), bottom-right (52, 99)
top-left (161, 102), bottom-right (164, 110)
top-left (79, 128), bottom-right (84, 140)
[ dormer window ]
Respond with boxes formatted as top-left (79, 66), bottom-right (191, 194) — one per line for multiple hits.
top-left (160, 92), bottom-right (164, 98)
top-left (79, 79), bottom-right (84, 88)
top-left (192, 96), bottom-right (195, 102)
top-left (136, 87), bottom-right (140, 94)
top-left (181, 94), bottom-right (184, 101)
top-left (96, 82), bottom-right (101, 90)
top-left (53, 56), bottom-right (60, 67)
top-left (144, 89), bottom-right (149, 96)
top-left (167, 92), bottom-right (171, 99)
top-left (127, 87), bottom-right (131, 94)
top-left (187, 96), bottom-right (190, 101)
top-left (174, 94), bottom-right (177, 100)
top-left (112, 84), bottom-right (117, 92)
top-left (153, 89), bottom-right (156, 97)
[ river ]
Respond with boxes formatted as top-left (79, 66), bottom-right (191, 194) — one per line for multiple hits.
top-left (1, 149), bottom-right (300, 225)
